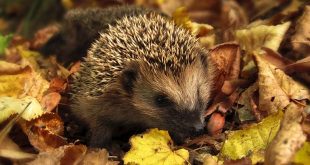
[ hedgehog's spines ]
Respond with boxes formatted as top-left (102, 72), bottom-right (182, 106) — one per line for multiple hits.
top-left (71, 13), bottom-right (202, 97)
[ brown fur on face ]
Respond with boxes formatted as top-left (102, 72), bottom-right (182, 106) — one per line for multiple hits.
top-left (126, 56), bottom-right (215, 142)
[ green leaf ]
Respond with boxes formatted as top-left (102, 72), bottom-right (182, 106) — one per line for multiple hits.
top-left (0, 34), bottom-right (13, 55)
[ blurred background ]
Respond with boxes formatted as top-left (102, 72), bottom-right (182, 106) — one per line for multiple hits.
top-left (1, 0), bottom-right (307, 38)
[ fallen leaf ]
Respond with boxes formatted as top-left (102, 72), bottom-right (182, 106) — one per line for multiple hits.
top-left (0, 136), bottom-right (35, 160)
top-left (41, 92), bottom-right (61, 112)
top-left (28, 144), bottom-right (86, 165)
top-left (0, 61), bottom-right (24, 74)
top-left (203, 154), bottom-right (220, 165)
top-left (223, 157), bottom-right (252, 165)
top-left (284, 56), bottom-right (310, 73)
top-left (236, 22), bottom-right (291, 77)
top-left (183, 134), bottom-right (222, 151)
top-left (20, 113), bottom-right (66, 151)
top-left (80, 148), bottom-right (118, 165)
top-left (236, 22), bottom-right (290, 53)
top-left (290, 5), bottom-right (310, 59)
top-left (0, 66), bottom-right (32, 97)
top-left (172, 7), bottom-right (215, 48)
top-left (254, 54), bottom-right (310, 113)
top-left (31, 25), bottom-right (59, 49)
top-left (293, 142), bottom-right (310, 164)
top-left (0, 96), bottom-right (44, 123)
top-left (220, 111), bottom-right (283, 161)
top-left (0, 62), bottom-right (49, 100)
top-left (69, 61), bottom-right (81, 74)
top-left (0, 105), bottom-right (36, 160)
top-left (208, 43), bottom-right (240, 91)
top-left (123, 128), bottom-right (189, 165)
top-left (237, 82), bottom-right (260, 121)
top-left (261, 47), bottom-right (292, 70)
top-left (48, 78), bottom-right (67, 93)
top-left (220, 0), bottom-right (248, 42)
top-left (265, 103), bottom-right (306, 164)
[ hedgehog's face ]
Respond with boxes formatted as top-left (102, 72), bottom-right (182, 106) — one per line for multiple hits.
top-left (120, 58), bottom-right (214, 143)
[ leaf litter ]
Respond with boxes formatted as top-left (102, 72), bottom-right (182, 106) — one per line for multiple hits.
top-left (0, 0), bottom-right (310, 164)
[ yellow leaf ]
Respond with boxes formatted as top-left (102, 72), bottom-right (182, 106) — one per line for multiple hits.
top-left (220, 111), bottom-right (283, 160)
top-left (236, 22), bottom-right (290, 53)
top-left (172, 7), bottom-right (215, 48)
top-left (18, 46), bottom-right (40, 58)
top-left (236, 22), bottom-right (290, 77)
top-left (61, 0), bottom-right (74, 9)
top-left (0, 96), bottom-right (44, 123)
top-left (254, 54), bottom-right (310, 114)
top-left (0, 62), bottom-right (49, 100)
top-left (123, 128), bottom-right (189, 165)
top-left (0, 66), bottom-right (31, 97)
top-left (294, 142), bottom-right (310, 164)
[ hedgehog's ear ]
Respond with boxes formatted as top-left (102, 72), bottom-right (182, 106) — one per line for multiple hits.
top-left (120, 61), bottom-right (140, 94)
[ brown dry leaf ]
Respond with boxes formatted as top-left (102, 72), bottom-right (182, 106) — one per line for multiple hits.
top-left (208, 43), bottom-right (240, 89)
top-left (28, 144), bottom-right (86, 165)
top-left (237, 82), bottom-right (260, 121)
top-left (254, 53), bottom-right (310, 114)
top-left (206, 91), bottom-right (240, 116)
top-left (220, 0), bottom-right (248, 42)
top-left (69, 61), bottom-right (81, 74)
top-left (261, 47), bottom-right (292, 70)
top-left (265, 103), bottom-right (307, 164)
top-left (285, 56), bottom-right (310, 73)
top-left (20, 113), bottom-right (67, 151)
top-left (0, 136), bottom-right (35, 160)
top-left (31, 25), bottom-right (59, 49)
top-left (223, 157), bottom-right (252, 165)
top-left (80, 148), bottom-right (119, 165)
top-left (28, 144), bottom-right (116, 165)
top-left (41, 92), bottom-right (61, 112)
top-left (0, 108), bottom-right (36, 160)
top-left (0, 61), bottom-right (23, 74)
top-left (290, 5), bottom-right (310, 59)
top-left (205, 43), bottom-right (241, 116)
top-left (48, 78), bottom-right (67, 93)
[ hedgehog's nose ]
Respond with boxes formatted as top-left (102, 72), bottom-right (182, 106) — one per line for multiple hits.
top-left (193, 122), bottom-right (205, 135)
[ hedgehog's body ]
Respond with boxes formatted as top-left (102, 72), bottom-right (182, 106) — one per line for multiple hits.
top-left (48, 6), bottom-right (214, 147)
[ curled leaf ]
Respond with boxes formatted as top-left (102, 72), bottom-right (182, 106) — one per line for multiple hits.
top-left (20, 112), bottom-right (66, 151)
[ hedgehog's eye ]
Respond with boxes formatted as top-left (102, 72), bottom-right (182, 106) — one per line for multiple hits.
top-left (154, 94), bottom-right (173, 107)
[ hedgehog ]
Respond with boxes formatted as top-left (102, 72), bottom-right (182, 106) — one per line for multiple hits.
top-left (43, 6), bottom-right (215, 147)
